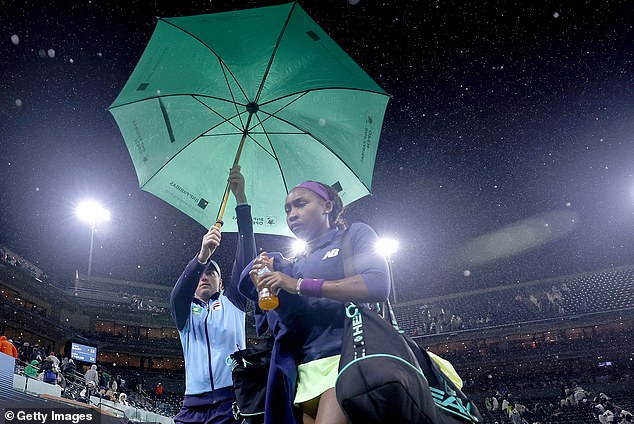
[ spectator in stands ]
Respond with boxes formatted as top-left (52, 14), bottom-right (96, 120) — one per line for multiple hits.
top-left (491, 395), bottom-right (499, 412)
top-left (62, 358), bottom-right (76, 383)
top-left (118, 392), bottom-right (129, 406)
top-left (39, 355), bottom-right (57, 384)
top-left (84, 364), bottom-right (99, 387)
top-left (0, 335), bottom-right (18, 359)
top-left (105, 386), bottom-right (116, 402)
top-left (47, 351), bottom-right (60, 369)
top-left (573, 384), bottom-right (587, 408)
top-left (30, 345), bottom-right (44, 362)
top-left (114, 374), bottom-right (123, 393)
top-left (110, 376), bottom-right (118, 393)
top-left (600, 409), bottom-right (615, 424)
top-left (57, 370), bottom-right (67, 391)
top-left (485, 397), bottom-right (493, 413)
top-left (502, 396), bottom-right (511, 415)
top-left (80, 380), bottom-right (97, 402)
top-left (509, 404), bottom-right (522, 424)
top-left (593, 402), bottom-right (606, 421)
top-left (24, 359), bottom-right (39, 379)
top-left (18, 341), bottom-right (32, 363)
top-left (155, 382), bottom-right (163, 397)
top-left (134, 372), bottom-right (143, 393)
top-left (101, 367), bottom-right (110, 389)
top-left (170, 165), bottom-right (256, 424)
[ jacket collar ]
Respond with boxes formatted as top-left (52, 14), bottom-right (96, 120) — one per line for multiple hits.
top-left (304, 228), bottom-right (338, 256)
top-left (193, 291), bottom-right (221, 306)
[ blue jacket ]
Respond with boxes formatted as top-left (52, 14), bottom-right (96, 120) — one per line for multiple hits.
top-left (171, 204), bottom-right (256, 405)
top-left (239, 222), bottom-right (390, 424)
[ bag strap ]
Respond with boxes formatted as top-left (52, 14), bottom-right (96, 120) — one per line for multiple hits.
top-left (385, 298), bottom-right (402, 332)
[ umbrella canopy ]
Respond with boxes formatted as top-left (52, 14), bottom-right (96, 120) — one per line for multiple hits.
top-left (109, 2), bottom-right (389, 237)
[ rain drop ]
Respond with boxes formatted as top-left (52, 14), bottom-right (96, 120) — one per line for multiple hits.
top-left (97, 52), bottom-right (103, 57)
top-left (553, 12), bottom-right (560, 18)
top-left (47, 48), bottom-right (55, 58)
top-left (35, 187), bottom-right (40, 192)
top-left (15, 99), bottom-right (23, 107)
top-left (565, 202), bottom-right (571, 207)
top-left (69, 58), bottom-right (74, 63)
top-left (463, 270), bottom-right (471, 277)
top-left (38, 49), bottom-right (46, 58)
top-left (318, 118), bottom-right (326, 126)
top-left (11, 34), bottom-right (19, 45)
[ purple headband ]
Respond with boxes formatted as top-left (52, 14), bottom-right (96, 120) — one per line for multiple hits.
top-left (295, 181), bottom-right (330, 202)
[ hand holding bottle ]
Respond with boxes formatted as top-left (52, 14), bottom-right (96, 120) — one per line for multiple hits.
top-left (250, 253), bottom-right (279, 310)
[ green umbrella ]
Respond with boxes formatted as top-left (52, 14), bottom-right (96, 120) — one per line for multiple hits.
top-left (109, 2), bottom-right (389, 236)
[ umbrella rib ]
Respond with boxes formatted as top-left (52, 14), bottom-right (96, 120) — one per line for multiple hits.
top-left (250, 85), bottom-right (389, 134)
top-left (253, 1), bottom-right (299, 104)
top-left (138, 95), bottom-right (253, 191)
top-left (259, 86), bottom-right (391, 109)
top-left (138, 117), bottom-right (245, 190)
top-left (218, 60), bottom-right (248, 131)
top-left (247, 91), bottom-right (309, 130)
top-left (191, 95), bottom-right (246, 134)
top-left (159, 18), bottom-right (251, 103)
top-left (251, 112), bottom-right (291, 196)
top-left (199, 132), bottom-right (256, 137)
top-left (108, 93), bottom-right (241, 111)
top-left (254, 100), bottom-right (373, 196)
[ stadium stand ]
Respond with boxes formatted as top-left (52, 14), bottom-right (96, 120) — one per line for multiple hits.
top-left (1, 244), bottom-right (632, 422)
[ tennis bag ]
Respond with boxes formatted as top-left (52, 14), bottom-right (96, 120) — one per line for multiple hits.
top-left (335, 302), bottom-right (481, 424)
top-left (229, 337), bottom-right (274, 424)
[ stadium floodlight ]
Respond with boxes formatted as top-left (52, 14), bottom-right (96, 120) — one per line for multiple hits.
top-left (375, 237), bottom-right (399, 258)
top-left (77, 201), bottom-right (111, 224)
top-left (375, 237), bottom-right (399, 303)
top-left (291, 239), bottom-right (307, 257)
top-left (76, 201), bottom-right (110, 276)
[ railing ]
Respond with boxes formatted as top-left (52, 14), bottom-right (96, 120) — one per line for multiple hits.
top-left (12, 358), bottom-right (175, 421)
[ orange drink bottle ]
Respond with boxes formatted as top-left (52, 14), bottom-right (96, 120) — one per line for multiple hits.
top-left (257, 262), bottom-right (279, 310)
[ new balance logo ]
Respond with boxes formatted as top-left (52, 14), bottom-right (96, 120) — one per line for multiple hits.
top-left (322, 249), bottom-right (340, 260)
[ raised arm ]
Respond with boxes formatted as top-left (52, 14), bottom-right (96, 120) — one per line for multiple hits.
top-left (224, 165), bottom-right (257, 312)
top-left (170, 258), bottom-right (206, 331)
top-left (170, 225), bottom-right (222, 330)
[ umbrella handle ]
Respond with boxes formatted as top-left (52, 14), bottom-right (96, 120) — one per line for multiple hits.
top-left (215, 114), bottom-right (252, 225)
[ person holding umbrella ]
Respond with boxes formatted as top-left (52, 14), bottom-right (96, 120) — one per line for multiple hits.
top-left (171, 165), bottom-right (257, 424)
top-left (242, 181), bottom-right (390, 424)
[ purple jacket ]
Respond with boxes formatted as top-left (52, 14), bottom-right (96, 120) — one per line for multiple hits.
top-left (239, 222), bottom-right (390, 424)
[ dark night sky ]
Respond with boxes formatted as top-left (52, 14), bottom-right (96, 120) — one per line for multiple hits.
top-left (0, 0), bottom-right (632, 299)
